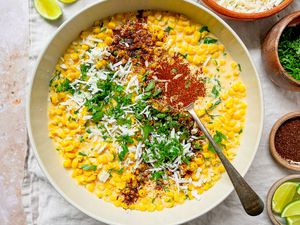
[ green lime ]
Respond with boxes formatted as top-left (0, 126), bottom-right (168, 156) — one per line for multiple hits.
top-left (282, 200), bottom-right (300, 217)
top-left (287, 216), bottom-right (300, 225)
top-left (272, 182), bottom-right (298, 214)
top-left (34, 0), bottom-right (62, 20)
top-left (297, 184), bottom-right (300, 196)
top-left (58, 0), bottom-right (78, 3)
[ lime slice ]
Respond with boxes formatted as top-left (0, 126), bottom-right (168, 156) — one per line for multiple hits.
top-left (282, 200), bottom-right (300, 217)
top-left (34, 0), bottom-right (62, 20)
top-left (297, 185), bottom-right (300, 195)
top-left (272, 182), bottom-right (298, 214)
top-left (287, 216), bottom-right (300, 225)
top-left (58, 0), bottom-right (78, 3)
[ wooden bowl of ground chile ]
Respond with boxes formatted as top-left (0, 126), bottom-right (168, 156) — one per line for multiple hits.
top-left (270, 112), bottom-right (300, 171)
top-left (262, 11), bottom-right (300, 91)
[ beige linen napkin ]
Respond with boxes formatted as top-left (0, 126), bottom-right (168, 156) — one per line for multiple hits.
top-left (22, 1), bottom-right (300, 224)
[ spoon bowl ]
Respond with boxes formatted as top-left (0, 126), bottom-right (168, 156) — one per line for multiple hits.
top-left (185, 103), bottom-right (264, 216)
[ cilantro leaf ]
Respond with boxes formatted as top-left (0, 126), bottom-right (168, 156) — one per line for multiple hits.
top-left (211, 85), bottom-right (220, 98)
top-left (80, 64), bottom-right (91, 80)
top-left (118, 144), bottom-right (129, 161)
top-left (80, 164), bottom-right (97, 171)
top-left (151, 171), bottom-right (164, 181)
top-left (142, 125), bottom-right (154, 140)
top-left (108, 167), bottom-right (124, 175)
top-left (208, 131), bottom-right (227, 152)
top-left (199, 26), bottom-right (209, 33)
top-left (165, 26), bottom-right (174, 33)
top-left (145, 81), bottom-right (155, 92)
top-left (78, 152), bottom-right (87, 156)
top-left (56, 78), bottom-right (75, 94)
top-left (203, 37), bottom-right (218, 44)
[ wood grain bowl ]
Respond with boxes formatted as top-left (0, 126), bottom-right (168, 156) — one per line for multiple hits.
top-left (269, 111), bottom-right (300, 171)
top-left (262, 11), bottom-right (300, 92)
top-left (201, 0), bottom-right (294, 21)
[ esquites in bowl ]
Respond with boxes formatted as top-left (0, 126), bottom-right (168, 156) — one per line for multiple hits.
top-left (49, 10), bottom-right (247, 211)
top-left (28, 1), bottom-right (263, 224)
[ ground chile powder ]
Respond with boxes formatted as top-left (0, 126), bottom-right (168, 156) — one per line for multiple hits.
top-left (275, 118), bottom-right (300, 162)
top-left (151, 57), bottom-right (205, 109)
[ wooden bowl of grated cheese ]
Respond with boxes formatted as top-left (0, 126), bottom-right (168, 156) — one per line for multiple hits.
top-left (201, 0), bottom-right (294, 21)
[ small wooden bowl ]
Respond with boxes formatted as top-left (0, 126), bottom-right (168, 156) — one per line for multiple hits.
top-left (267, 174), bottom-right (300, 225)
top-left (269, 111), bottom-right (300, 171)
top-left (262, 11), bottom-right (300, 92)
top-left (201, 0), bottom-right (294, 21)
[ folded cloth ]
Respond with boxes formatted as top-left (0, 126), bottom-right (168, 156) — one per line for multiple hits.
top-left (22, 1), bottom-right (300, 224)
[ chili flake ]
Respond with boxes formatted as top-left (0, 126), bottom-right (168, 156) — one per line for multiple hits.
top-left (151, 57), bottom-right (206, 109)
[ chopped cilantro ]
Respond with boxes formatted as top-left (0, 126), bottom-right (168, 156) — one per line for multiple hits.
top-left (153, 89), bottom-right (162, 97)
top-left (86, 129), bottom-right (91, 134)
top-left (80, 64), bottom-right (90, 80)
top-left (49, 71), bottom-right (60, 86)
top-left (199, 26), bottom-right (209, 33)
top-left (56, 78), bottom-right (74, 94)
top-left (165, 26), bottom-right (174, 33)
top-left (207, 99), bottom-right (221, 111)
top-left (208, 131), bottom-right (227, 152)
top-left (151, 171), bottom-right (164, 181)
top-left (203, 37), bottom-right (218, 44)
top-left (145, 81), bottom-right (155, 92)
top-left (182, 53), bottom-right (188, 59)
top-left (142, 125), bottom-right (154, 140)
top-left (108, 167), bottom-right (124, 175)
top-left (79, 152), bottom-right (87, 156)
top-left (211, 85), bottom-right (220, 98)
top-left (238, 64), bottom-right (242, 72)
top-left (118, 144), bottom-right (129, 161)
top-left (80, 164), bottom-right (97, 171)
top-left (185, 80), bottom-right (191, 89)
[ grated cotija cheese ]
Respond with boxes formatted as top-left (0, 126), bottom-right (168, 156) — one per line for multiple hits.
top-left (215, 0), bottom-right (284, 13)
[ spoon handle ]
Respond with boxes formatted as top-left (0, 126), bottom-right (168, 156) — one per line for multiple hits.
top-left (188, 107), bottom-right (264, 216)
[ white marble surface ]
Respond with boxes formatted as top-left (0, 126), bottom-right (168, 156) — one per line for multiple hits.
top-left (0, 0), bottom-right (29, 225)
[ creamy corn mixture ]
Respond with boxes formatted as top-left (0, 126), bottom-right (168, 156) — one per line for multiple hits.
top-left (48, 11), bottom-right (247, 211)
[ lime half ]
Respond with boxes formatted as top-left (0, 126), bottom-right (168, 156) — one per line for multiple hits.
top-left (272, 182), bottom-right (298, 214)
top-left (282, 200), bottom-right (300, 217)
top-left (58, 0), bottom-right (78, 3)
top-left (34, 0), bottom-right (62, 20)
top-left (287, 216), bottom-right (300, 225)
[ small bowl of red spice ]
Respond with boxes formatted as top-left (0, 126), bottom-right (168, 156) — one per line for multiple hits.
top-left (269, 111), bottom-right (300, 171)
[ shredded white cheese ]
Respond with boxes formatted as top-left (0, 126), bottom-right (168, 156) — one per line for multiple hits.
top-left (215, 0), bottom-right (284, 13)
top-left (98, 170), bottom-right (110, 182)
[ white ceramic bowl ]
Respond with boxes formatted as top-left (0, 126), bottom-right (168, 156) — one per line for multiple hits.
top-left (27, 0), bottom-right (263, 224)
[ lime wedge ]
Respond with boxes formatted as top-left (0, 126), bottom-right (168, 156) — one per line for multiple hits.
top-left (297, 185), bottom-right (300, 195)
top-left (34, 0), bottom-right (62, 20)
top-left (287, 216), bottom-right (300, 225)
top-left (282, 200), bottom-right (300, 217)
top-left (58, 0), bottom-right (78, 3)
top-left (272, 182), bottom-right (298, 214)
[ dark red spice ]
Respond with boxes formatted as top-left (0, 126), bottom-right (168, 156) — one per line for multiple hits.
top-left (109, 17), bottom-right (164, 66)
top-left (120, 164), bottom-right (149, 205)
top-left (151, 57), bottom-right (205, 109)
top-left (275, 118), bottom-right (300, 162)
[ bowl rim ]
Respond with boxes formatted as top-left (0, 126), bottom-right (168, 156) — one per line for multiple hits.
top-left (26, 0), bottom-right (264, 224)
top-left (201, 0), bottom-right (294, 20)
top-left (266, 174), bottom-right (300, 225)
top-left (269, 111), bottom-right (300, 171)
top-left (273, 11), bottom-right (300, 86)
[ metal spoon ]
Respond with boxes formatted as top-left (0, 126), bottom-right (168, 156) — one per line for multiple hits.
top-left (185, 103), bottom-right (264, 216)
